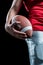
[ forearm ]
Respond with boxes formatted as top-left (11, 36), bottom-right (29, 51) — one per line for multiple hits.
top-left (6, 8), bottom-right (17, 24)
top-left (6, 0), bottom-right (23, 24)
top-left (5, 0), bottom-right (24, 37)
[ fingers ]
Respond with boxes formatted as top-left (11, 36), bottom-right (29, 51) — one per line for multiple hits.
top-left (19, 34), bottom-right (27, 39)
top-left (15, 34), bottom-right (27, 40)
top-left (15, 21), bottom-right (20, 24)
top-left (12, 28), bottom-right (26, 35)
top-left (12, 28), bottom-right (27, 39)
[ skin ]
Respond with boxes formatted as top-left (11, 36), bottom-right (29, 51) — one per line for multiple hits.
top-left (5, 0), bottom-right (28, 39)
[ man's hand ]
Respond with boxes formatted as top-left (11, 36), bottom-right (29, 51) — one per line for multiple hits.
top-left (5, 21), bottom-right (27, 40)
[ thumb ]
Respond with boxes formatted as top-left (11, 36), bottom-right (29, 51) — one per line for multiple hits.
top-left (15, 21), bottom-right (20, 24)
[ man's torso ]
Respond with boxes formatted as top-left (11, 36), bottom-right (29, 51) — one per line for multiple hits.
top-left (24, 0), bottom-right (43, 31)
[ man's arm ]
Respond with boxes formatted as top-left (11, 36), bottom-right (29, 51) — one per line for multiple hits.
top-left (6, 0), bottom-right (23, 23)
top-left (5, 0), bottom-right (27, 39)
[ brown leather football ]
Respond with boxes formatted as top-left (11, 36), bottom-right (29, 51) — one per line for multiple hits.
top-left (12, 15), bottom-right (33, 37)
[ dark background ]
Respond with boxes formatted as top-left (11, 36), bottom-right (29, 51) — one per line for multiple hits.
top-left (0, 0), bottom-right (29, 65)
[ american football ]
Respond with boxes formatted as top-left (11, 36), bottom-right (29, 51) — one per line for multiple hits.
top-left (12, 15), bottom-right (33, 37)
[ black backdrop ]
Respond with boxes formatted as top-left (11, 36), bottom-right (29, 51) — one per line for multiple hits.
top-left (0, 0), bottom-right (29, 65)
